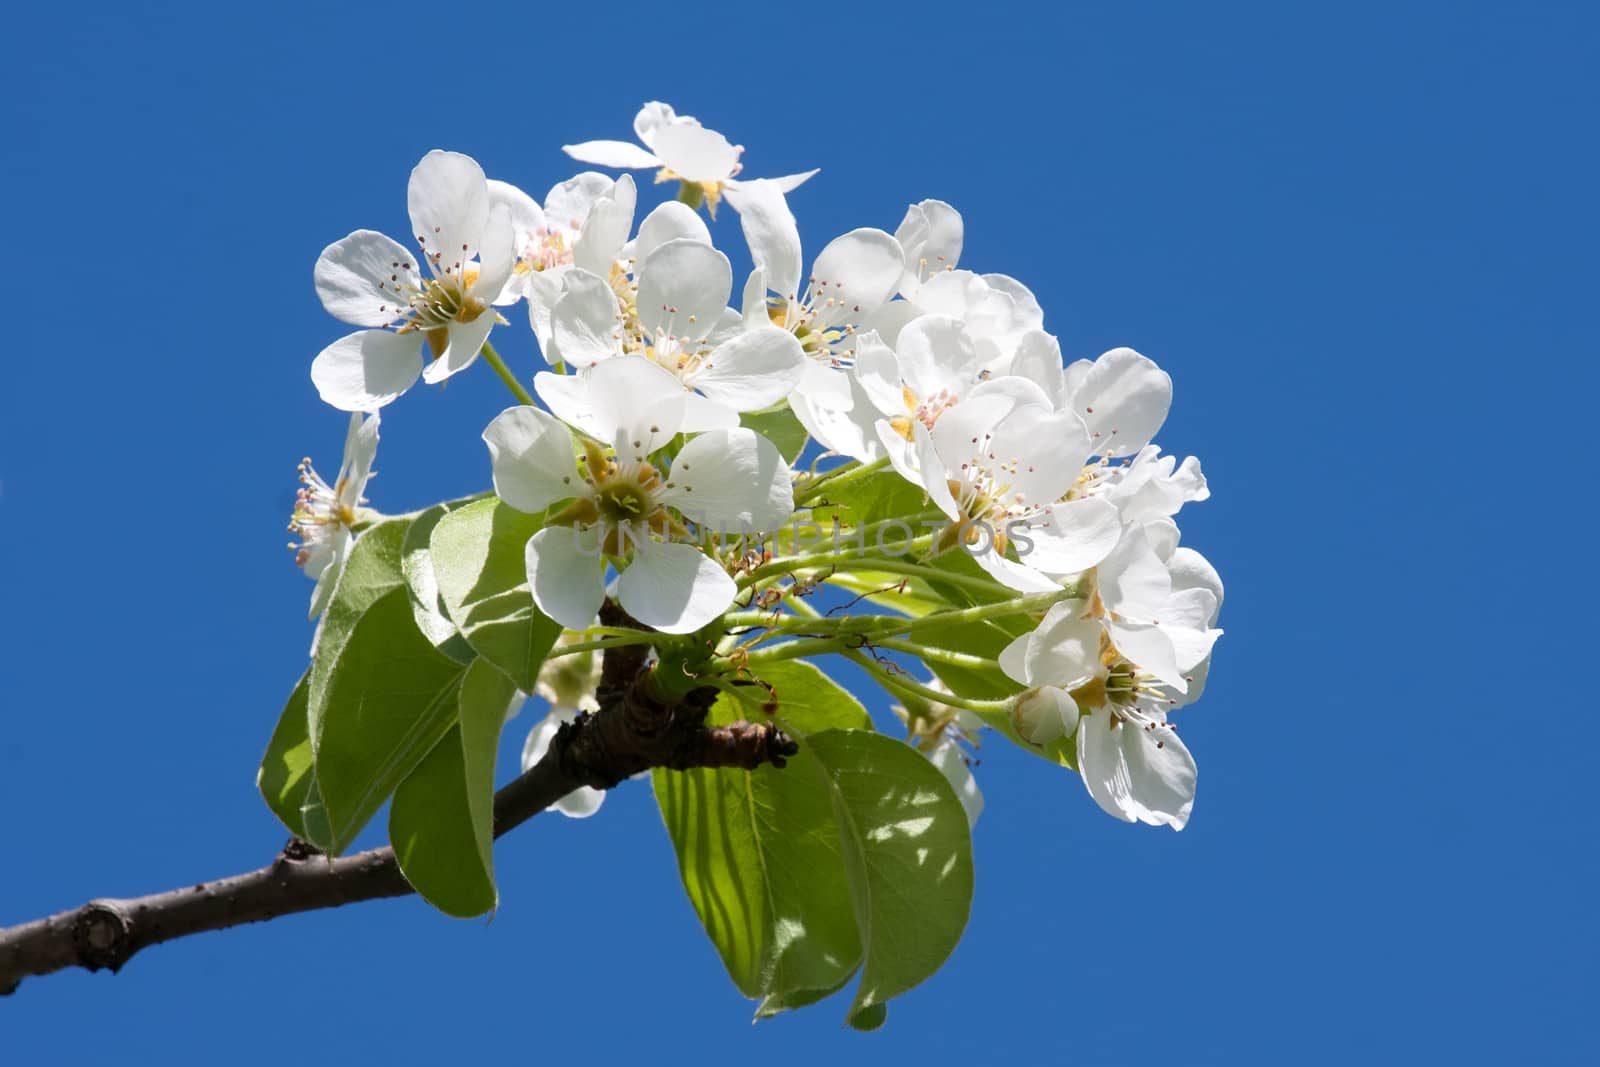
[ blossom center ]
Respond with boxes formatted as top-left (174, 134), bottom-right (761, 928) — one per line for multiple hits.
top-left (288, 459), bottom-right (347, 568)
top-left (889, 386), bottom-right (960, 441)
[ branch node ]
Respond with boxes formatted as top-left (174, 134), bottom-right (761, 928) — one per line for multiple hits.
top-left (73, 902), bottom-right (133, 973)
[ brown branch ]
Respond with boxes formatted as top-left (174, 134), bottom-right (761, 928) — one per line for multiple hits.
top-left (0, 620), bottom-right (796, 996)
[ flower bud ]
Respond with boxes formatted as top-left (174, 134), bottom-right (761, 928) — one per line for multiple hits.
top-left (1010, 687), bottom-right (1078, 746)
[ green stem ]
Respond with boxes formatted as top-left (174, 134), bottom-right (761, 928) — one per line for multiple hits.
top-left (544, 631), bottom-right (659, 659)
top-left (872, 637), bottom-right (998, 672)
top-left (837, 648), bottom-right (1012, 715)
top-left (480, 340), bottom-right (535, 406)
top-left (829, 556), bottom-right (1013, 600)
top-left (728, 584), bottom-right (1077, 649)
top-left (737, 537), bottom-right (939, 590)
top-left (742, 635), bottom-right (848, 667)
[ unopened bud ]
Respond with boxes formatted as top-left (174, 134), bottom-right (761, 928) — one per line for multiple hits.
top-left (1011, 687), bottom-right (1078, 746)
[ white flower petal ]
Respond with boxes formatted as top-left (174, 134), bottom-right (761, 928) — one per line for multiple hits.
top-left (407, 150), bottom-right (490, 278)
top-left (926, 739), bottom-right (983, 828)
top-left (691, 326), bottom-right (806, 411)
top-left (314, 230), bottom-right (417, 327)
top-left (572, 174), bottom-right (636, 277)
top-left (680, 393), bottom-right (742, 433)
top-left (486, 179), bottom-right (546, 240)
top-left (652, 123), bottom-right (741, 183)
top-left (1077, 709), bottom-right (1195, 830)
top-left (561, 139), bottom-right (661, 170)
top-left (1108, 620), bottom-right (1184, 691)
top-left (1023, 498), bottom-right (1122, 576)
top-left (486, 181), bottom-right (546, 306)
top-left (725, 179), bottom-right (802, 299)
top-left (1168, 547), bottom-right (1224, 622)
top-left (470, 203), bottom-right (517, 304)
top-left (1099, 525), bottom-right (1172, 619)
top-left (810, 229), bottom-right (905, 319)
top-left (484, 406), bottom-right (581, 514)
top-left (421, 310), bottom-right (495, 385)
top-left (633, 101), bottom-right (680, 149)
top-left (767, 169), bottom-right (820, 194)
top-left (635, 201), bottom-right (712, 262)
top-left (852, 331), bottom-right (905, 417)
top-left (526, 526), bottom-right (606, 631)
top-left (637, 238), bottom-right (731, 340)
top-left (894, 314), bottom-right (976, 399)
top-left (1008, 330), bottom-right (1068, 408)
top-left (524, 270), bottom-right (565, 360)
top-left (337, 411), bottom-right (381, 512)
top-left (912, 420), bottom-right (961, 520)
top-left (1024, 605), bottom-right (1103, 689)
top-left (858, 299), bottom-right (924, 349)
top-left (587, 356), bottom-right (688, 454)
top-left (1072, 348), bottom-right (1173, 457)
top-left (981, 273), bottom-right (1044, 331)
top-left (971, 546), bottom-right (1059, 593)
top-left (617, 540), bottom-right (737, 635)
top-left (928, 393), bottom-right (1013, 465)
top-left (792, 363), bottom-right (884, 463)
top-left (894, 199), bottom-right (964, 298)
top-left (987, 405), bottom-right (1092, 504)
top-left (532, 370), bottom-right (595, 435)
top-left (550, 268), bottom-right (623, 369)
top-left (543, 172), bottom-right (617, 232)
top-left (999, 632), bottom-right (1031, 686)
top-left (311, 330), bottom-right (423, 412)
top-left (658, 427), bottom-right (794, 532)
top-left (520, 713), bottom-right (605, 818)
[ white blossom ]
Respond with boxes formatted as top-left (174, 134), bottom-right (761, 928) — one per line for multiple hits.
top-left (311, 151), bottom-right (514, 411)
top-left (564, 101), bottom-right (817, 219)
top-left (288, 412), bottom-right (379, 619)
top-left (483, 357), bottom-right (794, 634)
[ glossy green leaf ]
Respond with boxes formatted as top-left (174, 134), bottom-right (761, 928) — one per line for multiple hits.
top-left (740, 404), bottom-right (809, 463)
top-left (307, 518), bottom-right (412, 744)
top-left (848, 1002), bottom-right (888, 1031)
top-left (807, 467), bottom-right (938, 530)
top-left (458, 657), bottom-right (514, 875)
top-left (656, 727), bottom-right (973, 1026)
top-left (257, 671), bottom-right (312, 838)
top-left (654, 749), bottom-right (863, 1011)
top-left (308, 587), bottom-right (468, 854)
top-left (806, 729), bottom-right (974, 1025)
top-left (736, 659), bottom-right (872, 736)
top-left (429, 498), bottom-right (562, 691)
top-left (389, 658), bottom-right (513, 917)
top-left (401, 502), bottom-right (477, 664)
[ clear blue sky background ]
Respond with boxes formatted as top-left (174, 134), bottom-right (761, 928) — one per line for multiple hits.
top-left (2, 2), bottom-right (1594, 1063)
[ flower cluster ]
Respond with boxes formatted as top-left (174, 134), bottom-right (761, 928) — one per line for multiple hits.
top-left (290, 101), bottom-right (1223, 832)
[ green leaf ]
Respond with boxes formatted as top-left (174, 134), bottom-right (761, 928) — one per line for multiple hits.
top-left (429, 498), bottom-right (562, 691)
top-left (308, 518), bottom-right (412, 744)
top-left (848, 1002), bottom-right (888, 1031)
top-left (807, 467), bottom-right (938, 530)
top-left (653, 749), bottom-right (863, 1011)
top-left (389, 658), bottom-right (513, 917)
top-left (401, 502), bottom-right (477, 664)
top-left (730, 659), bottom-right (872, 735)
top-left (655, 727), bottom-right (973, 1026)
top-left (740, 404), bottom-right (809, 463)
top-left (805, 731), bottom-right (973, 1024)
top-left (257, 672), bottom-right (313, 838)
top-left (308, 587), bottom-right (468, 854)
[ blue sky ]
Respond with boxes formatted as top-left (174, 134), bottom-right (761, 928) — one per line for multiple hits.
top-left (2, 2), bottom-right (1595, 1063)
